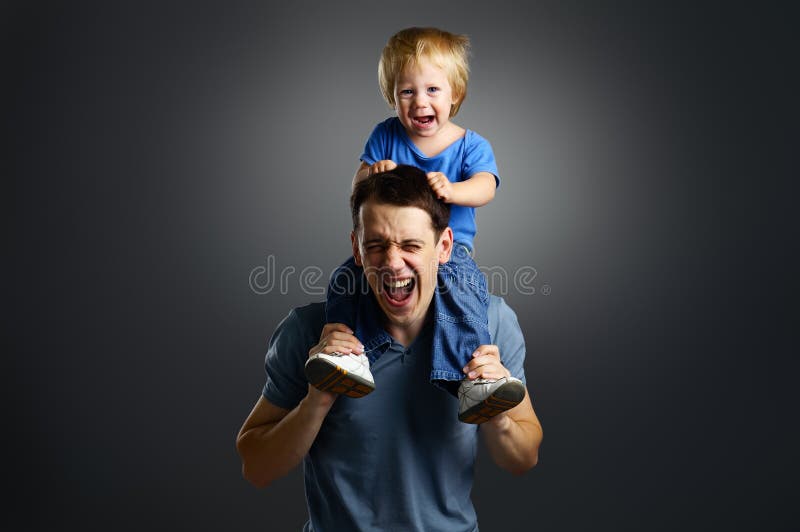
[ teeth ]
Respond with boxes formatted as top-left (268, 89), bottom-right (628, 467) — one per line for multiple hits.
top-left (387, 278), bottom-right (412, 288)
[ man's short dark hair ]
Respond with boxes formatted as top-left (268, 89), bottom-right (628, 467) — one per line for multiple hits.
top-left (351, 165), bottom-right (451, 238)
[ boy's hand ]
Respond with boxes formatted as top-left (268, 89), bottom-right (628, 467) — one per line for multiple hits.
top-left (370, 160), bottom-right (398, 175)
top-left (427, 172), bottom-right (454, 203)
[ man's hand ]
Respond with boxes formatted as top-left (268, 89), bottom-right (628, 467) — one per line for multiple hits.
top-left (427, 171), bottom-right (454, 202)
top-left (306, 323), bottom-right (365, 405)
top-left (464, 345), bottom-right (542, 472)
top-left (370, 159), bottom-right (398, 175)
top-left (310, 323), bottom-right (364, 358)
top-left (462, 345), bottom-right (521, 430)
top-left (462, 344), bottom-right (512, 381)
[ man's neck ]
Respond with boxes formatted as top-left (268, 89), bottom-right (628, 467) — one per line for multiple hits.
top-left (383, 309), bottom-right (433, 348)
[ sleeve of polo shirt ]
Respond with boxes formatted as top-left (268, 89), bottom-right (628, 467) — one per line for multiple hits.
top-left (489, 296), bottom-right (527, 385)
top-left (262, 309), bottom-right (314, 410)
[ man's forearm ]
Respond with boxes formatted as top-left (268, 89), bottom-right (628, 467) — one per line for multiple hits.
top-left (481, 393), bottom-right (542, 475)
top-left (237, 394), bottom-right (333, 488)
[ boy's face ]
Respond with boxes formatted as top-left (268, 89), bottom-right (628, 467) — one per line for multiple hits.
top-left (394, 61), bottom-right (456, 140)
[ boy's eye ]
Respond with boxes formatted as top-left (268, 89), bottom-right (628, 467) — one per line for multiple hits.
top-left (399, 89), bottom-right (413, 96)
top-left (427, 87), bottom-right (440, 93)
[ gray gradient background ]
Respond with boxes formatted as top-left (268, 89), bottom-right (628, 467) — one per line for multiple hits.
top-left (8, 1), bottom-right (795, 531)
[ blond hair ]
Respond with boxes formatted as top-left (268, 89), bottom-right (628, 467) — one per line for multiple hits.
top-left (378, 27), bottom-right (471, 117)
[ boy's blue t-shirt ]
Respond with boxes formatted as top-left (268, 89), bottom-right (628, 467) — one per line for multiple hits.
top-left (360, 117), bottom-right (499, 251)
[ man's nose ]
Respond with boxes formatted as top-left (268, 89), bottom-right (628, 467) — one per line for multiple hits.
top-left (384, 245), bottom-right (405, 270)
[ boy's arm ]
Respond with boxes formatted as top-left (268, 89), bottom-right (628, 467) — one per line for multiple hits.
top-left (427, 171), bottom-right (496, 207)
top-left (353, 161), bottom-right (371, 188)
top-left (352, 160), bottom-right (398, 189)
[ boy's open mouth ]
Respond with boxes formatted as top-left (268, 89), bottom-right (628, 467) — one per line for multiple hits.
top-left (383, 277), bottom-right (415, 304)
top-left (412, 116), bottom-right (434, 126)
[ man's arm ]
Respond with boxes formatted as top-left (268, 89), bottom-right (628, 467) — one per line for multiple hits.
top-left (480, 390), bottom-right (542, 475)
top-left (236, 389), bottom-right (335, 488)
top-left (236, 323), bottom-right (362, 487)
top-left (463, 345), bottom-right (543, 475)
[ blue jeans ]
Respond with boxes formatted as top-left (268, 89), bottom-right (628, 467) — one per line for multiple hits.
top-left (325, 244), bottom-right (490, 396)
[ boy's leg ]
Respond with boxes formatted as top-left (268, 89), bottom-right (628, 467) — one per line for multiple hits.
top-left (305, 257), bottom-right (375, 398)
top-left (431, 246), bottom-right (491, 390)
top-left (432, 245), bottom-right (524, 423)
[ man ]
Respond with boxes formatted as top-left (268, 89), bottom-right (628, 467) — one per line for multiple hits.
top-left (237, 165), bottom-right (543, 531)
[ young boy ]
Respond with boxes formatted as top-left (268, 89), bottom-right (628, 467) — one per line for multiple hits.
top-left (304, 27), bottom-right (524, 424)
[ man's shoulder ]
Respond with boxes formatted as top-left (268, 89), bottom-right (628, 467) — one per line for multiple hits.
top-left (487, 294), bottom-right (527, 380)
top-left (290, 301), bottom-right (326, 321)
top-left (487, 294), bottom-right (522, 339)
top-left (275, 301), bottom-right (326, 339)
top-left (488, 293), bottom-right (515, 319)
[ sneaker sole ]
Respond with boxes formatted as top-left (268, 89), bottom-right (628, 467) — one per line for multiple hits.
top-left (304, 357), bottom-right (375, 398)
top-left (458, 379), bottom-right (526, 424)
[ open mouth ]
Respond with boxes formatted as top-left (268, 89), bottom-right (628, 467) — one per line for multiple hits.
top-left (382, 277), bottom-right (415, 305)
top-left (412, 116), bottom-right (434, 127)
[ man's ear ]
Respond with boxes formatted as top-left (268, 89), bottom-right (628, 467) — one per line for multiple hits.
top-left (351, 230), bottom-right (362, 267)
top-left (437, 227), bottom-right (454, 264)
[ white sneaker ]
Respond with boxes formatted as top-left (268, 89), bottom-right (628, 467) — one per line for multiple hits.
top-left (458, 376), bottom-right (525, 424)
top-left (304, 352), bottom-right (375, 398)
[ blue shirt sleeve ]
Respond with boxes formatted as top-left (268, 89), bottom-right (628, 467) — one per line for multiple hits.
top-left (360, 119), bottom-right (390, 166)
top-left (487, 295), bottom-right (527, 384)
top-left (463, 130), bottom-right (500, 188)
top-left (262, 306), bottom-right (324, 410)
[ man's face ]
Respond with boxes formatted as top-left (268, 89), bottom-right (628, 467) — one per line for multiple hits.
top-left (352, 202), bottom-right (453, 333)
